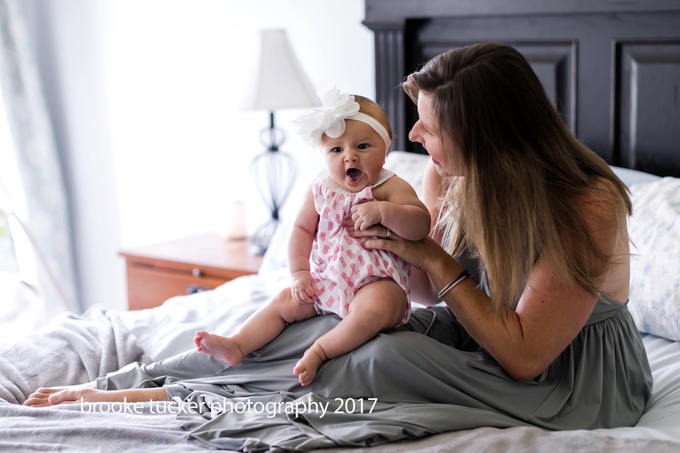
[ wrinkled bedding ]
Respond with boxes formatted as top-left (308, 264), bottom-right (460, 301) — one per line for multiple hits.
top-left (0, 307), bottom-right (148, 405)
top-left (1, 158), bottom-right (678, 452)
top-left (1, 284), bottom-right (680, 452)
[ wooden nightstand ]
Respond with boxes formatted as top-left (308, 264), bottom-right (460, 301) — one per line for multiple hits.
top-left (120, 232), bottom-right (263, 310)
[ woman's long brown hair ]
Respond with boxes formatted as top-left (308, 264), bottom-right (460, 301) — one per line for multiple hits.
top-left (403, 42), bottom-right (632, 317)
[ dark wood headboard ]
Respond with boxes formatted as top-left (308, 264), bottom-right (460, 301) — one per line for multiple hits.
top-left (363, 0), bottom-right (680, 177)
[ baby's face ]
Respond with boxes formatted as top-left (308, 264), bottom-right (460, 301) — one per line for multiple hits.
top-left (319, 120), bottom-right (388, 193)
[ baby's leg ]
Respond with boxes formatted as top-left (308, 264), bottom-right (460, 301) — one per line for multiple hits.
top-left (294, 280), bottom-right (406, 386)
top-left (195, 287), bottom-right (318, 366)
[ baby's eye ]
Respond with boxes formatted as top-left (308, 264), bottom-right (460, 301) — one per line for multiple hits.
top-left (331, 147), bottom-right (343, 153)
top-left (357, 143), bottom-right (368, 150)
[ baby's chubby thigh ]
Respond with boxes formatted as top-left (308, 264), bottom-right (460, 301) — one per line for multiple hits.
top-left (348, 279), bottom-right (408, 331)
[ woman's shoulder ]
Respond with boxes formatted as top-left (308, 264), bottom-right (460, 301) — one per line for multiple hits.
top-left (577, 176), bottom-right (631, 302)
top-left (574, 176), bottom-right (630, 221)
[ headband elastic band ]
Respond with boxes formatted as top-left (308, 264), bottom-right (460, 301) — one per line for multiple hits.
top-left (346, 112), bottom-right (392, 150)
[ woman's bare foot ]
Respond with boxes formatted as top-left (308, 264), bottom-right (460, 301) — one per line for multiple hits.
top-left (194, 330), bottom-right (244, 366)
top-left (24, 386), bottom-right (168, 406)
top-left (23, 382), bottom-right (99, 407)
top-left (293, 344), bottom-right (326, 386)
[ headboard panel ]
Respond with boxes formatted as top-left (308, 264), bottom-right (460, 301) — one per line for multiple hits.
top-left (363, 1), bottom-right (680, 177)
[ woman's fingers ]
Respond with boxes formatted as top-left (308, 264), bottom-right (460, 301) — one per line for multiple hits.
top-left (363, 235), bottom-right (445, 272)
top-left (350, 224), bottom-right (449, 272)
top-left (351, 225), bottom-right (394, 239)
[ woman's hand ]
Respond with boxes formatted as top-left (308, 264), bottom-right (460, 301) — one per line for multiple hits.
top-left (351, 225), bottom-right (451, 274)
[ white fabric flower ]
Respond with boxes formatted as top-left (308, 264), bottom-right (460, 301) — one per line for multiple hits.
top-left (293, 86), bottom-right (360, 147)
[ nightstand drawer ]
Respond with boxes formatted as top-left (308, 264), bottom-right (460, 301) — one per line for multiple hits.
top-left (120, 234), bottom-right (262, 310)
top-left (125, 263), bottom-right (228, 310)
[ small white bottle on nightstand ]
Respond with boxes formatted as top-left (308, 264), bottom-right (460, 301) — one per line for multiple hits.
top-left (223, 199), bottom-right (247, 241)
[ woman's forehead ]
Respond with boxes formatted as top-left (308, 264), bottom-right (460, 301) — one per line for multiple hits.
top-left (417, 93), bottom-right (438, 127)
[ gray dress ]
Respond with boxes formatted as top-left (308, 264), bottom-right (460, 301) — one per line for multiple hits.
top-left (96, 293), bottom-right (653, 451)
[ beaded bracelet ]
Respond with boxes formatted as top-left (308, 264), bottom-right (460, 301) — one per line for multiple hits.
top-left (437, 270), bottom-right (470, 299)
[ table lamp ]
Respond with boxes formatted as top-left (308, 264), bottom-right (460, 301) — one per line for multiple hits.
top-left (242, 29), bottom-right (319, 255)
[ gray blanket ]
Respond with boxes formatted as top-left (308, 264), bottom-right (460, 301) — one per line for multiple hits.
top-left (0, 307), bottom-right (147, 404)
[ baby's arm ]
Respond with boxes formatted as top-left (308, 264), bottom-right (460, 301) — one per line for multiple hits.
top-left (288, 186), bottom-right (319, 303)
top-left (351, 176), bottom-right (430, 241)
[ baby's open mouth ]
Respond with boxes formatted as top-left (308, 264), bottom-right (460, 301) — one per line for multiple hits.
top-left (346, 168), bottom-right (363, 182)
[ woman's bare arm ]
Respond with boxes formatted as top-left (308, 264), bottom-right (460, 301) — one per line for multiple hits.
top-left (356, 166), bottom-right (626, 381)
top-left (408, 159), bottom-right (445, 305)
top-left (421, 159), bottom-right (446, 229)
top-left (360, 232), bottom-right (598, 380)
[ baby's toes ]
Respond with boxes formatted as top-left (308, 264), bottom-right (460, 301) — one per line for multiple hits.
top-left (298, 371), bottom-right (310, 386)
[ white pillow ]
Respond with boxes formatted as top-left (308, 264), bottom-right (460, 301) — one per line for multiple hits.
top-left (385, 151), bottom-right (429, 198)
top-left (611, 165), bottom-right (661, 187)
top-left (259, 220), bottom-right (291, 275)
top-left (628, 177), bottom-right (680, 341)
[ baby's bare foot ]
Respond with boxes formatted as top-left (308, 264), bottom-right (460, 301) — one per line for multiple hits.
top-left (293, 345), bottom-right (326, 386)
top-left (194, 331), bottom-right (244, 366)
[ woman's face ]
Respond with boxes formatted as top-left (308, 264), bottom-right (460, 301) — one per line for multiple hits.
top-left (408, 92), bottom-right (464, 177)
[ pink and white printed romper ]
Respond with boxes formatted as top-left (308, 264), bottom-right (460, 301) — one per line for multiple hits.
top-left (309, 168), bottom-right (411, 326)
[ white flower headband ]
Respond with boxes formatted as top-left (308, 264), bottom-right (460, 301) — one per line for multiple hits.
top-left (293, 86), bottom-right (392, 150)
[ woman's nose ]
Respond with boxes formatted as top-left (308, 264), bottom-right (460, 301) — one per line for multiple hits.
top-left (408, 123), bottom-right (420, 143)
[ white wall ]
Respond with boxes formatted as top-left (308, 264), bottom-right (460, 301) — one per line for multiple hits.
top-left (31, 0), bottom-right (374, 311)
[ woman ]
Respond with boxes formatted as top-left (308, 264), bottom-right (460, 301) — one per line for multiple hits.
top-left (25, 43), bottom-right (652, 440)
top-left (360, 41), bottom-right (650, 381)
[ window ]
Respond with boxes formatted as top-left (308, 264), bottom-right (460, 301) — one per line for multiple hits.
top-left (0, 87), bottom-right (43, 341)
top-left (0, 208), bottom-right (18, 273)
top-left (0, 87), bottom-right (20, 274)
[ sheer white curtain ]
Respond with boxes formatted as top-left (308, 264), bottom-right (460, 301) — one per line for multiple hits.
top-left (0, 0), bottom-right (80, 317)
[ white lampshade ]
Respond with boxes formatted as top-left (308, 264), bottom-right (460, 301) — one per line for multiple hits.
top-left (242, 29), bottom-right (320, 111)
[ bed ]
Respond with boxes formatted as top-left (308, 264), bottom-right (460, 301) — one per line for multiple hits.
top-left (1, 152), bottom-right (679, 452)
top-left (2, 1), bottom-right (680, 451)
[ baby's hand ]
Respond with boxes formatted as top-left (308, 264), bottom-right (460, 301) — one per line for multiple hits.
top-left (291, 271), bottom-right (317, 304)
top-left (350, 201), bottom-right (382, 231)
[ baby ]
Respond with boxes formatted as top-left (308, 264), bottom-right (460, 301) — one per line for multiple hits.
top-left (195, 87), bottom-right (431, 385)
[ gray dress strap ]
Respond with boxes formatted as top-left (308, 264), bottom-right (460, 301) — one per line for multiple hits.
top-left (586, 293), bottom-right (628, 325)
